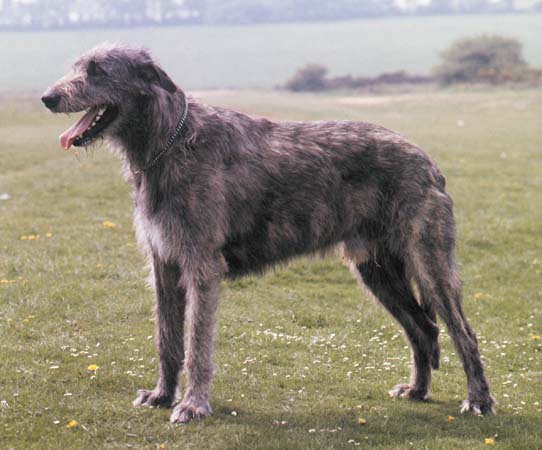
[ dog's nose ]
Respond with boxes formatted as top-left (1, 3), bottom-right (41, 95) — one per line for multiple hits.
top-left (41, 93), bottom-right (61, 109)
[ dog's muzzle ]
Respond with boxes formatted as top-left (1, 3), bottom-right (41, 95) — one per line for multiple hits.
top-left (41, 93), bottom-right (61, 110)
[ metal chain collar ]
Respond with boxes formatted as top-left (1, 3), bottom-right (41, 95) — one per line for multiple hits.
top-left (133, 101), bottom-right (189, 174)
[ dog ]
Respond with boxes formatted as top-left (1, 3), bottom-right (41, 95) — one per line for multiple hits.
top-left (42, 43), bottom-right (494, 423)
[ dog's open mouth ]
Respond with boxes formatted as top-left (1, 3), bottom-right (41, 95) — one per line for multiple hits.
top-left (59, 105), bottom-right (118, 149)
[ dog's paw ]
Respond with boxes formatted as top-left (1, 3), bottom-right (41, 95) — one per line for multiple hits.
top-left (460, 397), bottom-right (496, 416)
top-left (388, 384), bottom-right (428, 401)
top-left (133, 389), bottom-right (174, 408)
top-left (170, 400), bottom-right (212, 424)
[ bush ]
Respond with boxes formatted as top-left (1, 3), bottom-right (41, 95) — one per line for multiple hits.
top-left (284, 66), bottom-right (433, 91)
top-left (433, 35), bottom-right (529, 84)
top-left (284, 64), bottom-right (328, 91)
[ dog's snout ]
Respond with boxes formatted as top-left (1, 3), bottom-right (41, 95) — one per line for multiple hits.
top-left (41, 93), bottom-right (61, 109)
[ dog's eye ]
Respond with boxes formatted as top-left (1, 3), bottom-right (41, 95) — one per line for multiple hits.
top-left (87, 60), bottom-right (106, 77)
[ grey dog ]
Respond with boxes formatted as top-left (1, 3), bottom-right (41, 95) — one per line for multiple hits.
top-left (42, 44), bottom-right (494, 423)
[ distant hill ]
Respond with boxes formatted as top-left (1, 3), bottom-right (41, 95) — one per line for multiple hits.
top-left (0, 0), bottom-right (541, 29)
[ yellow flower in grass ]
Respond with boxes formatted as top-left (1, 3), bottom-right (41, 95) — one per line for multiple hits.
top-left (447, 415), bottom-right (455, 422)
top-left (474, 292), bottom-right (483, 300)
top-left (530, 334), bottom-right (540, 341)
top-left (66, 420), bottom-right (78, 429)
top-left (358, 417), bottom-right (367, 425)
top-left (45, 232), bottom-right (53, 238)
top-left (20, 234), bottom-right (39, 240)
top-left (484, 437), bottom-right (495, 445)
top-left (87, 364), bottom-right (99, 372)
top-left (102, 221), bottom-right (116, 229)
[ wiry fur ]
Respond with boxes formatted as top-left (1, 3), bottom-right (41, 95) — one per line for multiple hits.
top-left (42, 43), bottom-right (495, 423)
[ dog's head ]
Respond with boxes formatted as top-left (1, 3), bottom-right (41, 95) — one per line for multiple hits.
top-left (41, 43), bottom-right (177, 150)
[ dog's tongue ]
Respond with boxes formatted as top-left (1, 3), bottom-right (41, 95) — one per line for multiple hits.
top-left (59, 109), bottom-right (98, 150)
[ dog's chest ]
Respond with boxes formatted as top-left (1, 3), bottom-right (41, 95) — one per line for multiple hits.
top-left (132, 189), bottom-right (175, 262)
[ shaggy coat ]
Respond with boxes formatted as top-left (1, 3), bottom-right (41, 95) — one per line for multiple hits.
top-left (42, 44), bottom-right (495, 423)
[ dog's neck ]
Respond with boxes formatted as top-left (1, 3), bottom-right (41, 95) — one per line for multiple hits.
top-left (117, 88), bottom-right (188, 175)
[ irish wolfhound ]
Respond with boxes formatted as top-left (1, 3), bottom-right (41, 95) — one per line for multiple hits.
top-left (42, 44), bottom-right (494, 423)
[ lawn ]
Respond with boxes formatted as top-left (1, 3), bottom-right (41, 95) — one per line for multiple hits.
top-left (0, 88), bottom-right (541, 449)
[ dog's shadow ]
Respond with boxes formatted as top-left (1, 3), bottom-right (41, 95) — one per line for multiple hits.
top-left (200, 399), bottom-right (539, 449)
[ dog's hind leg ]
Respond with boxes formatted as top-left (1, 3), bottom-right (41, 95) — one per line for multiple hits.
top-left (408, 196), bottom-right (495, 414)
top-left (413, 248), bottom-right (495, 414)
top-left (170, 258), bottom-right (221, 424)
top-left (353, 246), bottom-right (439, 401)
top-left (134, 256), bottom-right (185, 408)
top-left (418, 289), bottom-right (440, 370)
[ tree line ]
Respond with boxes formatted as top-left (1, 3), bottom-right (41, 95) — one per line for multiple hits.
top-left (1, 0), bottom-right (541, 29)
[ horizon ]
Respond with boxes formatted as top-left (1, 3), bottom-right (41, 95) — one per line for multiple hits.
top-left (1, 13), bottom-right (541, 93)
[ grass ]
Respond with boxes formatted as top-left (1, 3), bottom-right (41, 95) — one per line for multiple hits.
top-left (0, 88), bottom-right (541, 450)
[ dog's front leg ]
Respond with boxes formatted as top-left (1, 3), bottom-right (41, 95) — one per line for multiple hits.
top-left (170, 265), bottom-right (220, 424)
top-left (134, 256), bottom-right (185, 408)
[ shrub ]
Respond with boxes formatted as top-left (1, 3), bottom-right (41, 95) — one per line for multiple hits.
top-left (433, 35), bottom-right (529, 84)
top-left (284, 64), bottom-right (329, 91)
top-left (284, 66), bottom-right (434, 91)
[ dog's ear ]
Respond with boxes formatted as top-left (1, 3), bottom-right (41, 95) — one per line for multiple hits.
top-left (138, 63), bottom-right (177, 93)
top-left (87, 59), bottom-right (107, 77)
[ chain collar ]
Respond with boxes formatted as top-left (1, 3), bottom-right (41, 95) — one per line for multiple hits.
top-left (132, 101), bottom-right (189, 175)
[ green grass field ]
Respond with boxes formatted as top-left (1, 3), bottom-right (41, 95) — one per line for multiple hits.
top-left (1, 88), bottom-right (541, 449)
